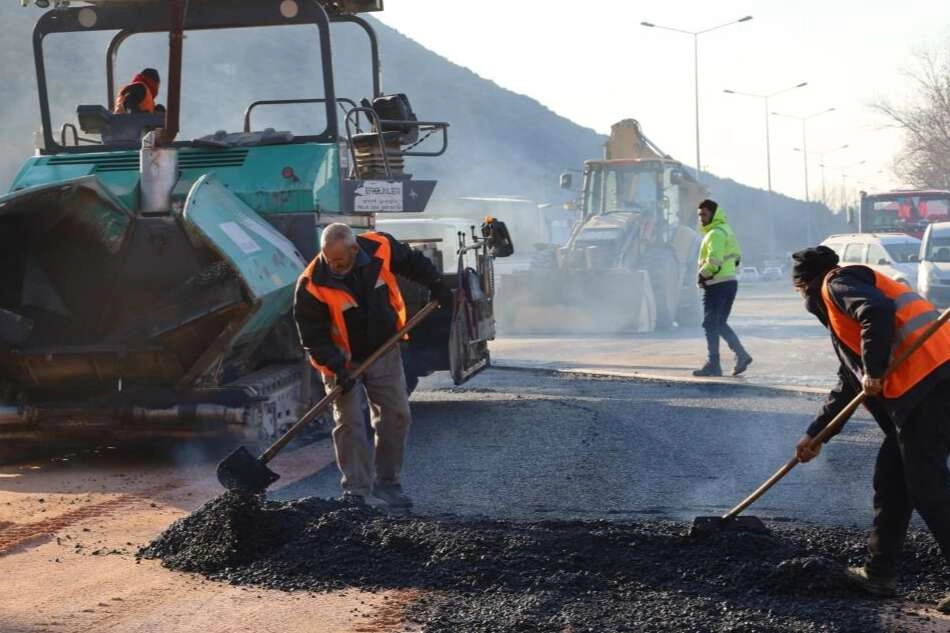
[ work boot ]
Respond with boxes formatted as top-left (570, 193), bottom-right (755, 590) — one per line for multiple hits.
top-left (337, 492), bottom-right (366, 507)
top-left (733, 352), bottom-right (754, 376)
top-left (692, 360), bottom-right (723, 377)
top-left (937, 594), bottom-right (950, 614)
top-left (844, 566), bottom-right (898, 597)
top-left (372, 483), bottom-right (413, 508)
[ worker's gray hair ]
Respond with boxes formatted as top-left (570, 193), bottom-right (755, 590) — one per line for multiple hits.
top-left (320, 223), bottom-right (357, 249)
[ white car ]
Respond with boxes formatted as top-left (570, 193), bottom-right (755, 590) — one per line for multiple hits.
top-left (761, 266), bottom-right (783, 281)
top-left (736, 266), bottom-right (760, 282)
top-left (918, 222), bottom-right (950, 307)
top-left (820, 233), bottom-right (920, 288)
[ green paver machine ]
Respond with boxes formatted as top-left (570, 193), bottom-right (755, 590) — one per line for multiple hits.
top-left (0, 0), bottom-right (506, 437)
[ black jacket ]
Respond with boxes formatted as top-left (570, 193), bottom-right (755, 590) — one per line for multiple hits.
top-left (806, 265), bottom-right (950, 439)
top-left (293, 232), bottom-right (441, 371)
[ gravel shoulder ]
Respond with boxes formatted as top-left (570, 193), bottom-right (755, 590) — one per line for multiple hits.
top-left (0, 437), bottom-right (416, 633)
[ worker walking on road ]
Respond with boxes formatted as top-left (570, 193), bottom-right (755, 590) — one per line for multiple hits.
top-left (293, 223), bottom-right (452, 508)
top-left (693, 199), bottom-right (753, 377)
top-left (791, 245), bottom-right (950, 612)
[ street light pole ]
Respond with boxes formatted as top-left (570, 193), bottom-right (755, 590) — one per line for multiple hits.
top-left (693, 33), bottom-right (700, 181)
top-left (641, 16), bottom-right (753, 183)
top-left (772, 107), bottom-right (836, 244)
top-left (813, 144), bottom-right (850, 205)
top-left (771, 107), bottom-right (835, 202)
top-left (723, 81), bottom-right (807, 255)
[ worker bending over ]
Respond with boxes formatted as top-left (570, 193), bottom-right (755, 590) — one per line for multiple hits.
top-left (293, 223), bottom-right (452, 508)
top-left (792, 245), bottom-right (950, 612)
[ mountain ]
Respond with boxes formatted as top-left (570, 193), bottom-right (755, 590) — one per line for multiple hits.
top-left (0, 5), bottom-right (846, 264)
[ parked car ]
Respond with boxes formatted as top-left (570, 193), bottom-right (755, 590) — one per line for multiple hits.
top-left (760, 266), bottom-right (783, 281)
top-left (737, 266), bottom-right (761, 282)
top-left (918, 221), bottom-right (950, 307)
top-left (820, 233), bottom-right (920, 288)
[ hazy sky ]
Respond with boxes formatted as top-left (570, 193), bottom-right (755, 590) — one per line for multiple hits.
top-left (377, 1), bottom-right (949, 203)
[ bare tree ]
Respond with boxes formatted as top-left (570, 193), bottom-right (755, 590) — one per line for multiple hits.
top-left (873, 48), bottom-right (950, 190)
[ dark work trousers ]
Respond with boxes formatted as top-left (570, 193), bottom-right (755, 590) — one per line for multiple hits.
top-left (866, 387), bottom-right (950, 578)
top-left (701, 279), bottom-right (745, 363)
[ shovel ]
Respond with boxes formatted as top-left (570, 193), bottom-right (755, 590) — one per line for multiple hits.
top-left (216, 300), bottom-right (440, 494)
top-left (690, 304), bottom-right (950, 538)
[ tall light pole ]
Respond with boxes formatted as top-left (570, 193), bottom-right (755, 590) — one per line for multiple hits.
top-left (811, 144), bottom-right (850, 205)
top-left (771, 107), bottom-right (835, 202)
top-left (723, 81), bottom-right (808, 255)
top-left (640, 16), bottom-right (753, 182)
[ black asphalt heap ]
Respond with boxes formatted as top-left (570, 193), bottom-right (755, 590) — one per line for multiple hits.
top-left (139, 493), bottom-right (949, 632)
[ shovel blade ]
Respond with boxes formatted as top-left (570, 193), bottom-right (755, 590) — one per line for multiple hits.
top-left (689, 515), bottom-right (770, 538)
top-left (216, 445), bottom-right (280, 493)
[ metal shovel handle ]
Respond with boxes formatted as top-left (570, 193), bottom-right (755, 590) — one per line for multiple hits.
top-left (258, 300), bottom-right (440, 464)
top-left (723, 304), bottom-right (950, 521)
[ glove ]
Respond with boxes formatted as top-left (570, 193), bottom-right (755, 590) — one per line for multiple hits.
top-left (696, 273), bottom-right (709, 289)
top-left (332, 366), bottom-right (355, 394)
top-left (429, 280), bottom-right (454, 308)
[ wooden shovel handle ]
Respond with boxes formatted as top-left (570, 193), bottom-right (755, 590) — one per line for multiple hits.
top-left (259, 300), bottom-right (440, 464)
top-left (723, 304), bottom-right (950, 521)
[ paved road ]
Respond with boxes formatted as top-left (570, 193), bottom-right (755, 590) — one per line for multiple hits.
top-left (491, 280), bottom-right (841, 391)
top-left (276, 368), bottom-right (891, 529)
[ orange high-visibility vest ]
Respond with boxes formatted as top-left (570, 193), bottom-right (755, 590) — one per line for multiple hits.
top-left (822, 266), bottom-right (950, 398)
top-left (113, 81), bottom-right (156, 114)
top-left (299, 232), bottom-right (407, 376)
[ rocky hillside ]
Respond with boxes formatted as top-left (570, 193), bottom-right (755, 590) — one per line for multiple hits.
top-left (0, 6), bottom-right (845, 263)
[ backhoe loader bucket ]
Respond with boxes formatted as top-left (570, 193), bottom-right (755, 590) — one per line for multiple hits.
top-left (498, 269), bottom-right (656, 334)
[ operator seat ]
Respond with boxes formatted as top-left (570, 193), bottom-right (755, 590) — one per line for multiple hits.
top-left (76, 105), bottom-right (165, 144)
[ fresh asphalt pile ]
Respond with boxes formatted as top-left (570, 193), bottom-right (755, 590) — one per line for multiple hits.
top-left (140, 492), bottom-right (949, 632)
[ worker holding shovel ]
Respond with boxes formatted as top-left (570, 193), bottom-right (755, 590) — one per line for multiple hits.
top-left (294, 223), bottom-right (453, 509)
top-left (791, 245), bottom-right (950, 612)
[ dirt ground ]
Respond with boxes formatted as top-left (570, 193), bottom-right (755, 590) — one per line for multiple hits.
top-left (0, 436), bottom-right (423, 633)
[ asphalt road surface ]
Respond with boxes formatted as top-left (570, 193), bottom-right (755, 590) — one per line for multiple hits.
top-left (277, 368), bottom-right (889, 529)
top-left (492, 279), bottom-right (841, 391)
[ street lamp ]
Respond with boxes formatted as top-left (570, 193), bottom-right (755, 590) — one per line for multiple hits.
top-left (771, 107), bottom-right (835, 203)
top-left (799, 143), bottom-right (849, 206)
top-left (723, 82), bottom-right (808, 194)
top-left (640, 15), bottom-right (753, 182)
top-left (723, 81), bottom-right (808, 255)
top-left (821, 159), bottom-right (866, 212)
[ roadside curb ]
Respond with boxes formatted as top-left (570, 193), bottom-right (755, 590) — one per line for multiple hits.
top-left (490, 361), bottom-right (829, 398)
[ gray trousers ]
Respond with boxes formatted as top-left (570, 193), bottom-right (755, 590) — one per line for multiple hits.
top-left (322, 347), bottom-right (412, 496)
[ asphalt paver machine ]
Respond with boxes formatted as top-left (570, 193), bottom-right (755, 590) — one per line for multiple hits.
top-left (0, 0), bottom-right (507, 437)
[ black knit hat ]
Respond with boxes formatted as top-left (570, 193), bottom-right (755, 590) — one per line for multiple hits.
top-left (141, 68), bottom-right (160, 83)
top-left (698, 199), bottom-right (718, 212)
top-left (791, 245), bottom-right (839, 285)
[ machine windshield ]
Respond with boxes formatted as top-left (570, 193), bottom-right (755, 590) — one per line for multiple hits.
top-left (602, 166), bottom-right (660, 215)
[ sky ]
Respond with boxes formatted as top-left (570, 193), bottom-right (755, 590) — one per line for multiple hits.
top-left (376, 0), bottom-right (950, 205)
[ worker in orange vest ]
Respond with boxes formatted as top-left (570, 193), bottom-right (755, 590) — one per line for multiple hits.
top-left (293, 223), bottom-right (452, 508)
top-left (791, 245), bottom-right (950, 612)
top-left (113, 68), bottom-right (163, 114)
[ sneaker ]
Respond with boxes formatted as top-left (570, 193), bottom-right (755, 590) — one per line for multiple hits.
top-left (372, 483), bottom-right (413, 508)
top-left (733, 353), bottom-right (754, 376)
top-left (844, 566), bottom-right (897, 597)
top-left (937, 594), bottom-right (950, 614)
top-left (337, 492), bottom-right (366, 507)
top-left (692, 361), bottom-right (723, 377)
